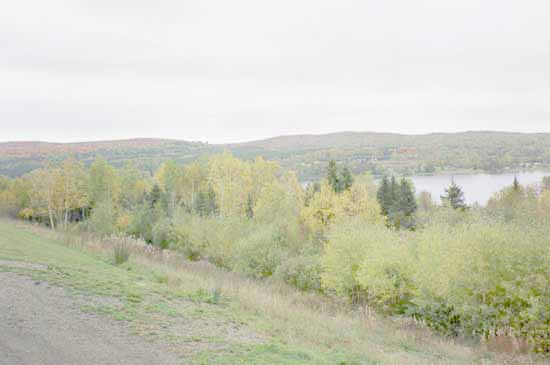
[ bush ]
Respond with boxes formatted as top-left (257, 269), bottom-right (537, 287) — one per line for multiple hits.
top-left (321, 219), bottom-right (412, 310)
top-left (87, 200), bottom-right (117, 236)
top-left (410, 220), bottom-right (550, 350)
top-left (275, 246), bottom-right (322, 292)
top-left (171, 214), bottom-right (251, 266)
top-left (126, 204), bottom-right (155, 243)
top-left (151, 218), bottom-right (175, 249)
top-left (231, 225), bottom-right (288, 279)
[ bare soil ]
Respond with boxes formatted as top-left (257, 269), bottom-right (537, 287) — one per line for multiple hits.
top-left (0, 272), bottom-right (183, 365)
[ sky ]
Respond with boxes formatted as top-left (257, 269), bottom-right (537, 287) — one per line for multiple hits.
top-left (1, 0), bottom-right (549, 143)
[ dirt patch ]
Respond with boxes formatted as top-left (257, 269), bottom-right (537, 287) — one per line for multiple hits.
top-left (0, 272), bottom-right (182, 365)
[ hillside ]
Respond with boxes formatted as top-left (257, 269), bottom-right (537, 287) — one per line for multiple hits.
top-left (0, 139), bottom-right (218, 177)
top-left (1, 220), bottom-right (541, 364)
top-left (2, 131), bottom-right (550, 180)
top-left (232, 131), bottom-right (550, 180)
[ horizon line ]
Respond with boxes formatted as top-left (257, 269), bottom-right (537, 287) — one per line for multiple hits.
top-left (2, 129), bottom-right (549, 146)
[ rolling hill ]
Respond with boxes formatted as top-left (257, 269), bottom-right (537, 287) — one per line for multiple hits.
top-left (2, 131), bottom-right (550, 180)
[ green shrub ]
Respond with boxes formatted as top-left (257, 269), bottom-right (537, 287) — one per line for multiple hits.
top-left (126, 204), bottom-right (155, 243)
top-left (87, 200), bottom-right (117, 236)
top-left (231, 225), bottom-right (288, 279)
top-left (152, 218), bottom-right (175, 249)
top-left (410, 220), bottom-right (550, 350)
top-left (171, 213), bottom-right (251, 266)
top-left (404, 298), bottom-right (462, 337)
top-left (321, 219), bottom-right (413, 311)
top-left (276, 247), bottom-right (323, 292)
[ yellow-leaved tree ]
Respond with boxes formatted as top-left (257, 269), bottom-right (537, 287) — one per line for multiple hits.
top-left (59, 158), bottom-right (88, 228)
top-left (208, 152), bottom-right (252, 218)
top-left (302, 174), bottom-right (381, 240)
top-left (155, 160), bottom-right (185, 216)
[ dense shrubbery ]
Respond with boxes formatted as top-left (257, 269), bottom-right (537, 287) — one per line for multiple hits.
top-left (231, 225), bottom-right (288, 278)
top-left (411, 220), bottom-right (550, 346)
top-left (320, 212), bottom-right (550, 351)
top-left (1, 154), bottom-right (549, 353)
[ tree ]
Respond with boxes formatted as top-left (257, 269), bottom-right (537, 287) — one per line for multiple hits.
top-left (86, 199), bottom-right (116, 236)
top-left (148, 184), bottom-right (163, 208)
top-left (181, 161), bottom-right (208, 210)
top-left (337, 174), bottom-right (382, 225)
top-left (327, 161), bottom-right (353, 193)
top-left (59, 158), bottom-right (88, 228)
top-left (513, 175), bottom-right (520, 192)
top-left (487, 179), bottom-right (530, 222)
top-left (208, 152), bottom-right (253, 218)
top-left (0, 179), bottom-right (17, 217)
top-left (398, 178), bottom-right (417, 216)
top-left (441, 179), bottom-right (467, 210)
top-left (340, 167), bottom-right (353, 192)
top-left (390, 176), bottom-right (399, 204)
top-left (327, 160), bottom-right (340, 193)
top-left (26, 164), bottom-right (61, 228)
top-left (88, 157), bottom-right (119, 208)
top-left (303, 175), bottom-right (382, 240)
top-left (155, 161), bottom-right (184, 216)
top-left (0, 177), bottom-right (30, 218)
top-left (301, 182), bottom-right (338, 238)
top-left (194, 187), bottom-right (217, 217)
top-left (119, 162), bottom-right (149, 210)
top-left (253, 177), bottom-right (303, 243)
top-left (390, 178), bottom-right (417, 229)
top-left (377, 176), bottom-right (392, 216)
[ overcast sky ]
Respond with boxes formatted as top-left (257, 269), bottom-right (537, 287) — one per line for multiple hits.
top-left (1, 0), bottom-right (549, 143)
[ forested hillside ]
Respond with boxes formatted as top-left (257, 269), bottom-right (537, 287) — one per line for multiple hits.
top-left (233, 131), bottom-right (550, 180)
top-left (0, 139), bottom-right (217, 177)
top-left (2, 131), bottom-right (550, 180)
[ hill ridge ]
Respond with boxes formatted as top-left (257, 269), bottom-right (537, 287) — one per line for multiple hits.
top-left (2, 130), bottom-right (550, 180)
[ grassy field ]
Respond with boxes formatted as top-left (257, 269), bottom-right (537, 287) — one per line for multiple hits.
top-left (0, 220), bottom-right (546, 364)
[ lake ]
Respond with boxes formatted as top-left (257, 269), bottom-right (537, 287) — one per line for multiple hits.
top-left (411, 171), bottom-right (550, 206)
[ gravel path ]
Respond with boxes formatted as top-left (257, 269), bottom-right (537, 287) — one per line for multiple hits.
top-left (0, 272), bottom-right (183, 365)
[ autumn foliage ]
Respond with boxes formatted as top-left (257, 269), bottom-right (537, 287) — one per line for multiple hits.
top-left (1, 153), bottom-right (549, 353)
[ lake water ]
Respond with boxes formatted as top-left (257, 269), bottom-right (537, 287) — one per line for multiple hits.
top-left (411, 171), bottom-right (550, 206)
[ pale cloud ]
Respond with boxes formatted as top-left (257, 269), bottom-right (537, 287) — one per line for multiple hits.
top-left (1, 0), bottom-right (549, 143)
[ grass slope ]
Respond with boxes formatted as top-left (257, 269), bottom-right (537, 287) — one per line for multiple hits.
top-left (0, 220), bottom-right (544, 364)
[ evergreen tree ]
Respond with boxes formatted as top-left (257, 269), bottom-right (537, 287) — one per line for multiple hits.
top-left (327, 160), bottom-right (340, 193)
top-left (340, 167), bottom-right (353, 192)
top-left (148, 184), bottom-right (163, 208)
top-left (441, 178), bottom-right (467, 210)
top-left (390, 176), bottom-right (399, 205)
top-left (398, 178), bottom-right (417, 217)
top-left (513, 175), bottom-right (520, 192)
top-left (376, 176), bottom-right (392, 215)
top-left (377, 176), bottom-right (418, 229)
top-left (387, 178), bottom-right (417, 230)
top-left (194, 187), bottom-right (217, 217)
